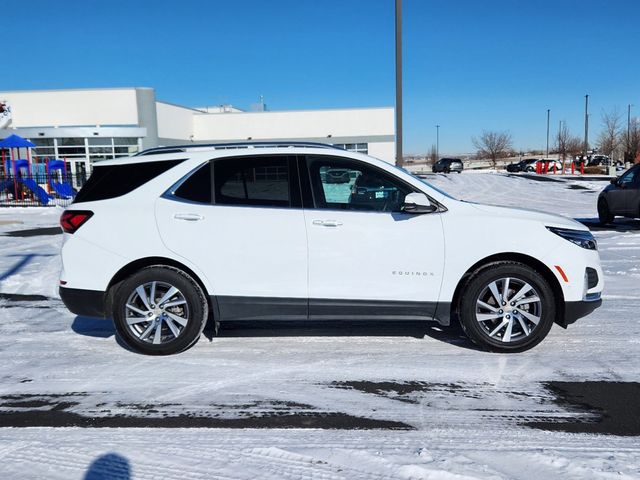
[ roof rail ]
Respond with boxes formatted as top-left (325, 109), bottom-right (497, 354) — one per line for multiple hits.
top-left (135, 141), bottom-right (344, 156)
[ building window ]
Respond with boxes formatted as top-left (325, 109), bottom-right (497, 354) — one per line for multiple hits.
top-left (28, 137), bottom-right (140, 165)
top-left (30, 138), bottom-right (55, 157)
top-left (58, 137), bottom-right (85, 146)
top-left (333, 143), bottom-right (368, 154)
top-left (114, 138), bottom-right (140, 158)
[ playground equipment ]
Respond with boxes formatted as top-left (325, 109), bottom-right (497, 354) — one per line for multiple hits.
top-left (46, 159), bottom-right (76, 199)
top-left (2, 159), bottom-right (50, 205)
top-left (0, 134), bottom-right (76, 205)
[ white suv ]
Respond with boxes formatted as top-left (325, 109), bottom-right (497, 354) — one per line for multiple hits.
top-left (59, 143), bottom-right (603, 355)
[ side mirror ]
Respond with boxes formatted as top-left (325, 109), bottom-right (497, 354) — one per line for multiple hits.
top-left (402, 192), bottom-right (437, 214)
top-left (610, 178), bottom-right (618, 185)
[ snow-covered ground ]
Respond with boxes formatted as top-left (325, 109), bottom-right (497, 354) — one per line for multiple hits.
top-left (0, 173), bottom-right (639, 480)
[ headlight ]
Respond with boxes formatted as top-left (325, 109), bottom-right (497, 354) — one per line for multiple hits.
top-left (546, 227), bottom-right (597, 250)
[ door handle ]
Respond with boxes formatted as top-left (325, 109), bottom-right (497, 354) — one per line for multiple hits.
top-left (312, 219), bottom-right (343, 227)
top-left (174, 213), bottom-right (204, 221)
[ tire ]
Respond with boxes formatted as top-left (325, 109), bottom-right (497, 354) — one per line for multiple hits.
top-left (112, 266), bottom-right (209, 355)
top-left (598, 198), bottom-right (614, 225)
top-left (458, 262), bottom-right (555, 353)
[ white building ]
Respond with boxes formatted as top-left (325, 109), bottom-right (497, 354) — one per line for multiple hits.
top-left (0, 87), bottom-right (395, 176)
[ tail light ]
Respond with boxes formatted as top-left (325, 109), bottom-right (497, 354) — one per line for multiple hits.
top-left (60, 210), bottom-right (93, 234)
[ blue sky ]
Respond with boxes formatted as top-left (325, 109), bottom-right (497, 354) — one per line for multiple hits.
top-left (3, 0), bottom-right (639, 153)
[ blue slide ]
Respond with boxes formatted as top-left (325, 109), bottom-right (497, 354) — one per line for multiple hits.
top-left (19, 178), bottom-right (50, 205)
top-left (50, 181), bottom-right (76, 199)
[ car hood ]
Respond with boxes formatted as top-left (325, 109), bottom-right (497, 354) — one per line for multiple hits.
top-left (466, 202), bottom-right (587, 230)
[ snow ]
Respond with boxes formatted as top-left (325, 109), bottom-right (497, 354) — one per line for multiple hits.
top-left (0, 173), bottom-right (639, 479)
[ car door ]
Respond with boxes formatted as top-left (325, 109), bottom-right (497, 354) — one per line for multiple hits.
top-left (624, 167), bottom-right (640, 216)
top-left (155, 155), bottom-right (308, 321)
top-left (608, 167), bottom-right (640, 215)
top-left (302, 155), bottom-right (445, 320)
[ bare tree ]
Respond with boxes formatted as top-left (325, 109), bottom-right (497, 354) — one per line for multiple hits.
top-left (597, 108), bottom-right (622, 159)
top-left (555, 123), bottom-right (583, 169)
top-left (626, 117), bottom-right (640, 164)
top-left (428, 144), bottom-right (438, 164)
top-left (472, 130), bottom-right (513, 167)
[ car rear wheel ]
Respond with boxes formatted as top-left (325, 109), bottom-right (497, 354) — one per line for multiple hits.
top-left (458, 262), bottom-right (555, 352)
top-left (598, 199), bottom-right (614, 225)
top-left (112, 266), bottom-right (208, 355)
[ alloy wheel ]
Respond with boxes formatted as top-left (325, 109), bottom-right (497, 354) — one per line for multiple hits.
top-left (124, 281), bottom-right (190, 345)
top-left (475, 277), bottom-right (542, 343)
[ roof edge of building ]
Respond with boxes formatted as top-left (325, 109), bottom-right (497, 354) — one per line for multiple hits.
top-left (192, 106), bottom-right (394, 115)
top-left (0, 87), bottom-right (154, 95)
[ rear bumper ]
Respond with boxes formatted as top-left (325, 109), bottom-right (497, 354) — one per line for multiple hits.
top-left (560, 297), bottom-right (602, 328)
top-left (59, 287), bottom-right (106, 318)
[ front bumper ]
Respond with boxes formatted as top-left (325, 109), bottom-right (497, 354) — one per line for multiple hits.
top-left (59, 287), bottom-right (106, 318)
top-left (559, 295), bottom-right (602, 328)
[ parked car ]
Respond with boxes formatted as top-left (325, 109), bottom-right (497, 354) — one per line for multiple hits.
top-left (432, 158), bottom-right (463, 173)
top-left (597, 164), bottom-right (640, 225)
top-left (324, 168), bottom-right (351, 184)
top-left (588, 155), bottom-right (611, 167)
top-left (59, 142), bottom-right (603, 355)
top-left (506, 159), bottom-right (538, 173)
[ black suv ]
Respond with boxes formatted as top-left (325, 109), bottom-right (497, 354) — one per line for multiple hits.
top-left (506, 159), bottom-right (538, 173)
top-left (598, 164), bottom-right (640, 224)
top-left (432, 158), bottom-right (463, 173)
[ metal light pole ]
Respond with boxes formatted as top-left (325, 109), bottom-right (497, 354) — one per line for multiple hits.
top-left (436, 124), bottom-right (440, 159)
top-left (395, 0), bottom-right (403, 166)
top-left (546, 109), bottom-right (550, 158)
top-left (628, 104), bottom-right (633, 162)
top-left (583, 94), bottom-right (589, 160)
top-left (558, 120), bottom-right (565, 166)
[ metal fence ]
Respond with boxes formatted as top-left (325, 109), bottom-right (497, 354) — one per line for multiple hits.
top-left (0, 173), bottom-right (85, 207)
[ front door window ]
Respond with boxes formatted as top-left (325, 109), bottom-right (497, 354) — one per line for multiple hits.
top-left (307, 157), bottom-right (411, 212)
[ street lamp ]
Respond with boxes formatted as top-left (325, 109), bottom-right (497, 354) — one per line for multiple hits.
top-left (628, 104), bottom-right (633, 162)
top-left (583, 94), bottom-right (589, 160)
top-left (546, 109), bottom-right (550, 159)
top-left (395, 0), bottom-right (403, 166)
top-left (436, 124), bottom-right (440, 160)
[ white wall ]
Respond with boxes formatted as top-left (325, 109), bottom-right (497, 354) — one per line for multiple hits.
top-left (368, 142), bottom-right (395, 163)
top-left (156, 101), bottom-right (196, 140)
top-left (192, 107), bottom-right (393, 141)
top-left (0, 88), bottom-right (139, 127)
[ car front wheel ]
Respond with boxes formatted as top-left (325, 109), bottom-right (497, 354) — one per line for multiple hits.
top-left (598, 199), bottom-right (614, 225)
top-left (458, 262), bottom-right (555, 352)
top-left (112, 266), bottom-right (209, 355)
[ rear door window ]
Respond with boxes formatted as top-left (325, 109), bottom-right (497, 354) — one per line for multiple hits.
top-left (213, 156), bottom-right (295, 208)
